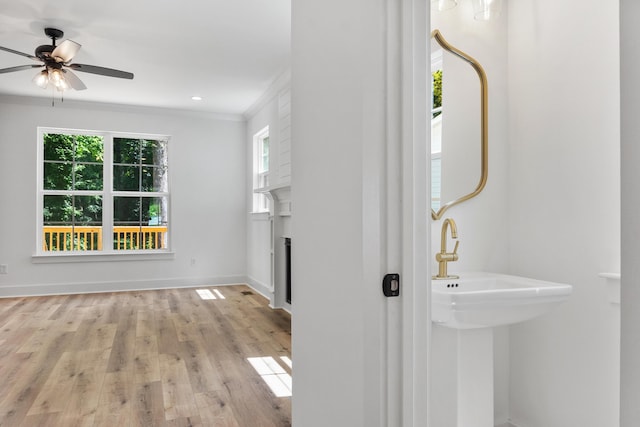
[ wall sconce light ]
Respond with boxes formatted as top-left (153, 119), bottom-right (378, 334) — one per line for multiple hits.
top-left (432, 0), bottom-right (504, 20)
top-left (471, 0), bottom-right (503, 20)
top-left (431, 0), bottom-right (458, 12)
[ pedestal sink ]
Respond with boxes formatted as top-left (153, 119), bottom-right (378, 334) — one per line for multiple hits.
top-left (430, 272), bottom-right (572, 427)
top-left (432, 271), bottom-right (573, 329)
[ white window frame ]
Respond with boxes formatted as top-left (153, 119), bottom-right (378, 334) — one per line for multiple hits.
top-left (252, 126), bottom-right (270, 213)
top-left (35, 127), bottom-right (171, 258)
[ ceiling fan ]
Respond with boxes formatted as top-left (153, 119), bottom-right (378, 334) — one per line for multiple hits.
top-left (0, 27), bottom-right (134, 92)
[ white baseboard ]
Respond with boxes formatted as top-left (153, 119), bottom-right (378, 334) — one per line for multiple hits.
top-left (232, 277), bottom-right (293, 313)
top-left (280, 302), bottom-right (291, 314)
top-left (0, 275), bottom-right (249, 298)
top-left (245, 276), bottom-right (274, 301)
top-left (495, 422), bottom-right (518, 427)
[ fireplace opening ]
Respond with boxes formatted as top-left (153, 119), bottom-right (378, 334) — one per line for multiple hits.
top-left (285, 237), bottom-right (291, 304)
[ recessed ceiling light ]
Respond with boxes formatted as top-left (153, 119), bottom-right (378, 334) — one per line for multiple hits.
top-left (191, 96), bottom-right (202, 101)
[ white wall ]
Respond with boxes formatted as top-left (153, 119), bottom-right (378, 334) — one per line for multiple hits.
top-left (291, 0), bottom-right (366, 421)
top-left (430, 2), bottom-right (509, 277)
top-left (507, 1), bottom-right (620, 426)
top-left (432, 2), bottom-right (621, 425)
top-left (0, 96), bottom-right (247, 296)
top-left (430, 4), bottom-right (510, 424)
top-left (291, 0), bottom-right (395, 425)
top-left (620, 0), bottom-right (640, 425)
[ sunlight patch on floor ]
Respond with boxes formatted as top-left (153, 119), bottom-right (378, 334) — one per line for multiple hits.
top-left (196, 289), bottom-right (216, 300)
top-left (280, 356), bottom-right (292, 369)
top-left (247, 356), bottom-right (293, 397)
top-left (196, 288), bottom-right (226, 300)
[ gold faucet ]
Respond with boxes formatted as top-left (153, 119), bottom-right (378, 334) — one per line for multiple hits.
top-left (433, 218), bottom-right (460, 279)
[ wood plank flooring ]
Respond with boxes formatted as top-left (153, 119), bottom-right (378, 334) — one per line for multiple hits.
top-left (0, 285), bottom-right (292, 427)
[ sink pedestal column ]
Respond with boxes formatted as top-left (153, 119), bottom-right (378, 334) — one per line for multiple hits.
top-left (457, 328), bottom-right (493, 426)
top-left (432, 325), bottom-right (494, 427)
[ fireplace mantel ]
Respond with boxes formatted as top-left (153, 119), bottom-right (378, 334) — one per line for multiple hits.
top-left (256, 183), bottom-right (291, 217)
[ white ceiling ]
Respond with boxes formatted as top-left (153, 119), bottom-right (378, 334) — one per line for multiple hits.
top-left (0, 0), bottom-right (291, 115)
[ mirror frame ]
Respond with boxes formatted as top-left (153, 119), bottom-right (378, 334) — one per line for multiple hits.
top-left (431, 29), bottom-right (489, 220)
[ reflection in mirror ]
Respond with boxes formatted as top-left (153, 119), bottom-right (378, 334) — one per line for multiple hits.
top-left (431, 44), bottom-right (443, 212)
top-left (430, 30), bottom-right (488, 220)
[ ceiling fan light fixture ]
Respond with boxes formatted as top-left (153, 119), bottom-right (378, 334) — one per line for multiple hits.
top-left (2, 27), bottom-right (134, 95)
top-left (33, 69), bottom-right (49, 89)
top-left (49, 68), bottom-right (68, 90)
top-left (56, 77), bottom-right (70, 91)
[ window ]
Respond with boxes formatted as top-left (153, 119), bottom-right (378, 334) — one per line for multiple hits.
top-left (259, 134), bottom-right (270, 188)
top-left (253, 126), bottom-right (270, 213)
top-left (38, 128), bottom-right (170, 254)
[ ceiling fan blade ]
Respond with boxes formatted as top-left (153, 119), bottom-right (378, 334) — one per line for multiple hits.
top-left (0, 64), bottom-right (43, 74)
top-left (67, 63), bottom-right (133, 79)
top-left (62, 69), bottom-right (87, 90)
top-left (52, 40), bottom-right (81, 63)
top-left (0, 45), bottom-right (39, 61)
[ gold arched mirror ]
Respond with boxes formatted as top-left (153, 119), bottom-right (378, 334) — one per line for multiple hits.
top-left (430, 29), bottom-right (488, 220)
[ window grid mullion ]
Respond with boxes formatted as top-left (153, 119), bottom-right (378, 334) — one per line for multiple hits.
top-left (102, 134), bottom-right (114, 251)
top-left (138, 141), bottom-right (143, 248)
top-left (71, 137), bottom-right (77, 251)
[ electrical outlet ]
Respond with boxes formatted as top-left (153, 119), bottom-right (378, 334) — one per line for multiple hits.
top-left (190, 258), bottom-right (196, 266)
top-left (0, 264), bottom-right (7, 274)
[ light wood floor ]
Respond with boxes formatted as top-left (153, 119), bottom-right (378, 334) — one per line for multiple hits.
top-left (0, 285), bottom-right (292, 427)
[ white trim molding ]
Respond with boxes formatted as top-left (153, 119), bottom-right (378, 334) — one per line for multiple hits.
top-left (400, 0), bottom-right (431, 425)
top-left (245, 275), bottom-right (274, 301)
top-left (0, 275), bottom-right (249, 298)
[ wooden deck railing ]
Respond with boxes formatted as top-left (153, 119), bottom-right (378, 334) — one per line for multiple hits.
top-left (113, 226), bottom-right (167, 250)
top-left (43, 225), bottom-right (168, 251)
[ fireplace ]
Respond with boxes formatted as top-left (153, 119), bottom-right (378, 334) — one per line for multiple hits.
top-left (285, 237), bottom-right (291, 304)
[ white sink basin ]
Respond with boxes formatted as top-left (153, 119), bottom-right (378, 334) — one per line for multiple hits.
top-left (432, 272), bottom-right (572, 329)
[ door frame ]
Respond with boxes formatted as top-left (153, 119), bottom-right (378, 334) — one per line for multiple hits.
top-left (385, 0), bottom-right (431, 425)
